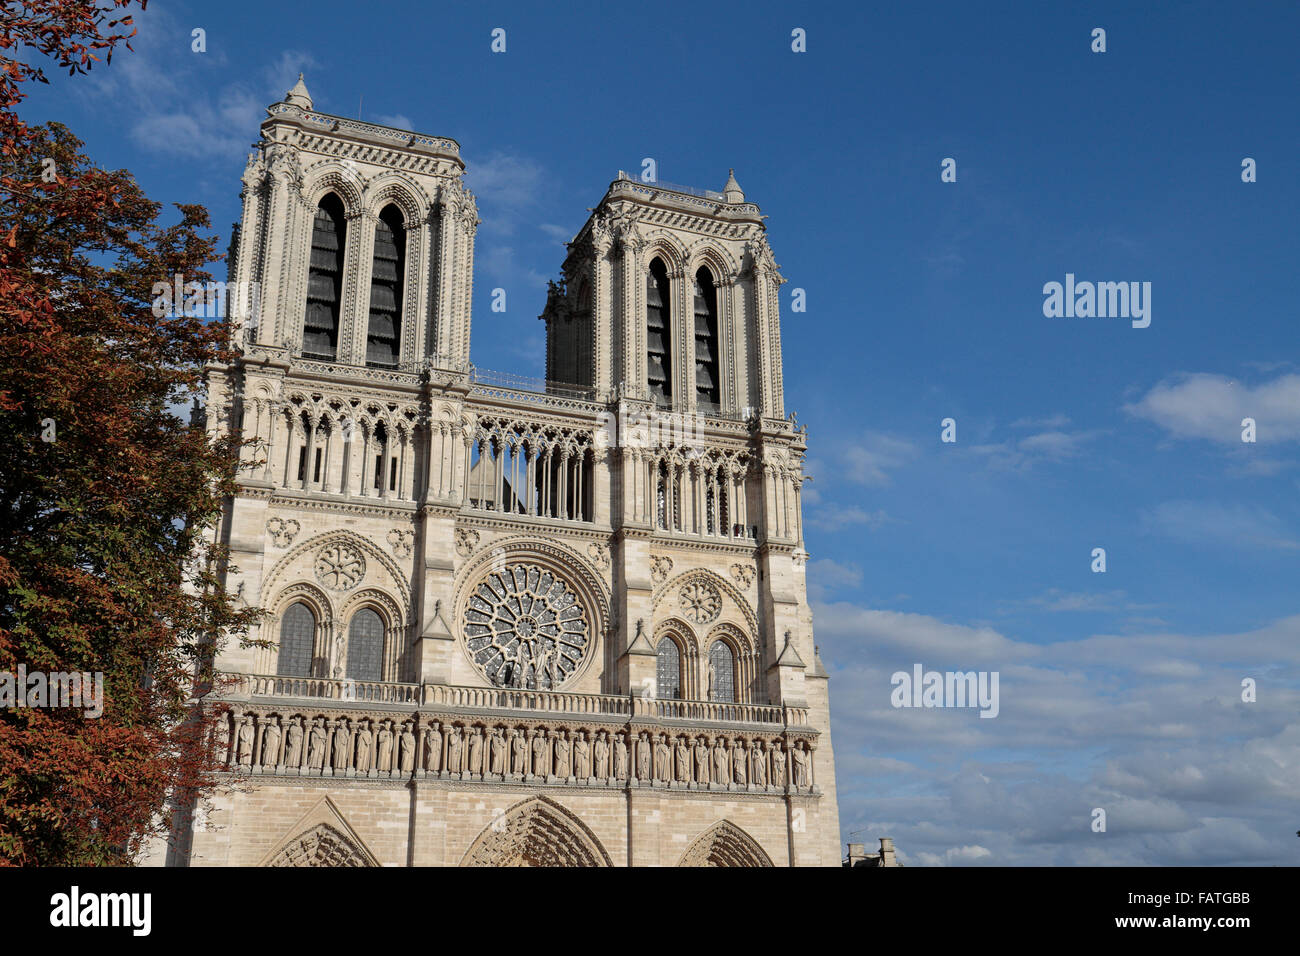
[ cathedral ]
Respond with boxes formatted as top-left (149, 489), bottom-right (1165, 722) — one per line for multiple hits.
top-left (161, 75), bottom-right (840, 866)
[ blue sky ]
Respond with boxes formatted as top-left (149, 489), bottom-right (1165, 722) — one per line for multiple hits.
top-left (25, 0), bottom-right (1300, 865)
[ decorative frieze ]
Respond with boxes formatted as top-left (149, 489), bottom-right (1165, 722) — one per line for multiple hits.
top-left (217, 701), bottom-right (819, 795)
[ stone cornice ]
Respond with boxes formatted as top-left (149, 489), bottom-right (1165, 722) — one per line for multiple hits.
top-left (269, 492), bottom-right (419, 521)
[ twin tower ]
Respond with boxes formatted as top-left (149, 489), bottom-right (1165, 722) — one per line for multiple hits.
top-left (179, 75), bottom-right (841, 868)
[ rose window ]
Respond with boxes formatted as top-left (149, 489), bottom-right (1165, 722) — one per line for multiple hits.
top-left (315, 544), bottom-right (365, 591)
top-left (679, 579), bottom-right (721, 625)
top-left (463, 564), bottom-right (589, 689)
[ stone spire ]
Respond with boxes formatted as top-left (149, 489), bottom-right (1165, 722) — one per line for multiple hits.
top-left (722, 168), bottom-right (745, 204)
top-left (284, 73), bottom-right (312, 110)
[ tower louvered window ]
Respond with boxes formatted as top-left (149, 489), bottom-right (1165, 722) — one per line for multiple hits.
top-left (694, 268), bottom-right (720, 411)
top-left (367, 205), bottom-right (405, 368)
top-left (303, 194), bottom-right (345, 360)
top-left (646, 258), bottom-right (672, 405)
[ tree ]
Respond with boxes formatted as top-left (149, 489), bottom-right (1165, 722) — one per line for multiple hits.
top-left (0, 0), bottom-right (260, 864)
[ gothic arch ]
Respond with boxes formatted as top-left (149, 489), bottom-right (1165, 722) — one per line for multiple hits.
top-left (459, 795), bottom-right (612, 867)
top-left (365, 172), bottom-right (429, 228)
top-left (302, 163), bottom-right (366, 220)
top-left (257, 582), bottom-right (335, 674)
top-left (263, 528), bottom-right (412, 610)
top-left (653, 617), bottom-right (701, 699)
top-left (652, 567), bottom-right (759, 638)
top-left (338, 586), bottom-right (410, 682)
top-left (686, 241), bottom-right (740, 284)
top-left (677, 820), bottom-right (773, 867)
top-left (269, 580), bottom-right (334, 623)
top-left (640, 232), bottom-right (688, 273)
top-left (259, 796), bottom-right (379, 867)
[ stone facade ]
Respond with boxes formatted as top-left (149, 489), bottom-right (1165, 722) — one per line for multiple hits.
top-left (157, 76), bottom-right (840, 867)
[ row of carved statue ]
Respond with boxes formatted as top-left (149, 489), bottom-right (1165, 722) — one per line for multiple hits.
top-left (221, 711), bottom-right (816, 791)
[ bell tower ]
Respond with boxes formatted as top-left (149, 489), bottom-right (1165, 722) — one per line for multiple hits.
top-left (540, 169), bottom-right (788, 420)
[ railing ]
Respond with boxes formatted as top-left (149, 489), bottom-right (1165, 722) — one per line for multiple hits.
top-left (225, 675), bottom-right (803, 727)
top-left (423, 684), bottom-right (632, 717)
top-left (233, 674), bottom-right (420, 704)
top-left (634, 698), bottom-right (787, 725)
top-left (469, 365), bottom-right (597, 402)
top-left (615, 170), bottom-right (725, 201)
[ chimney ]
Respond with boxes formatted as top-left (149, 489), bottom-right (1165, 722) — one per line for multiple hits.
top-left (879, 837), bottom-right (897, 866)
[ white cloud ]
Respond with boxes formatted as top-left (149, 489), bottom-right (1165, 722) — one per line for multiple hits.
top-left (78, 8), bottom-right (314, 161)
top-left (821, 600), bottom-right (1300, 864)
top-left (807, 505), bottom-right (890, 532)
top-left (843, 432), bottom-right (917, 486)
top-left (1125, 372), bottom-right (1300, 444)
top-left (1140, 499), bottom-right (1299, 551)
top-left (806, 558), bottom-right (862, 602)
top-left (968, 428), bottom-right (1104, 471)
top-left (1010, 414), bottom-right (1071, 429)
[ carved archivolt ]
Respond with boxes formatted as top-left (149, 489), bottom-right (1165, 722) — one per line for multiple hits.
top-left (264, 529), bottom-right (411, 609)
top-left (268, 823), bottom-right (373, 868)
top-left (460, 796), bottom-right (611, 867)
top-left (653, 567), bottom-right (757, 637)
top-left (677, 820), bottom-right (773, 867)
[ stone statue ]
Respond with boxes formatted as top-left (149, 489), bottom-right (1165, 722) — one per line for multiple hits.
top-left (675, 737), bottom-right (690, 783)
top-left (308, 719), bottom-right (326, 770)
top-left (424, 723), bottom-right (443, 773)
top-left (260, 718), bottom-right (281, 768)
top-left (355, 723), bottom-right (372, 773)
top-left (218, 713), bottom-right (232, 765)
top-left (446, 726), bottom-right (462, 773)
top-left (532, 732), bottom-right (549, 776)
top-left (771, 742), bottom-right (785, 788)
top-left (712, 739), bottom-right (728, 783)
top-left (693, 737), bottom-right (709, 784)
top-left (654, 735), bottom-right (670, 782)
top-left (554, 730), bottom-right (571, 778)
top-left (332, 721), bottom-right (351, 772)
top-left (732, 741), bottom-right (747, 786)
top-left (284, 718), bottom-right (303, 768)
top-left (636, 732), bottom-right (650, 780)
top-left (237, 717), bottom-right (254, 766)
top-left (467, 728), bottom-right (483, 775)
top-left (376, 723), bottom-right (394, 771)
top-left (399, 724), bottom-right (415, 773)
top-left (489, 728), bottom-right (505, 775)
top-left (594, 731), bottom-right (609, 779)
top-left (793, 742), bottom-right (809, 788)
top-left (752, 743), bottom-right (766, 787)
top-left (511, 729), bottom-right (526, 775)
top-left (614, 732), bottom-right (629, 780)
top-left (573, 732), bottom-right (591, 778)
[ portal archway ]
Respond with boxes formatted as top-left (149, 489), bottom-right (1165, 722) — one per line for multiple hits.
top-left (459, 795), bottom-right (612, 867)
top-left (677, 820), bottom-right (773, 867)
